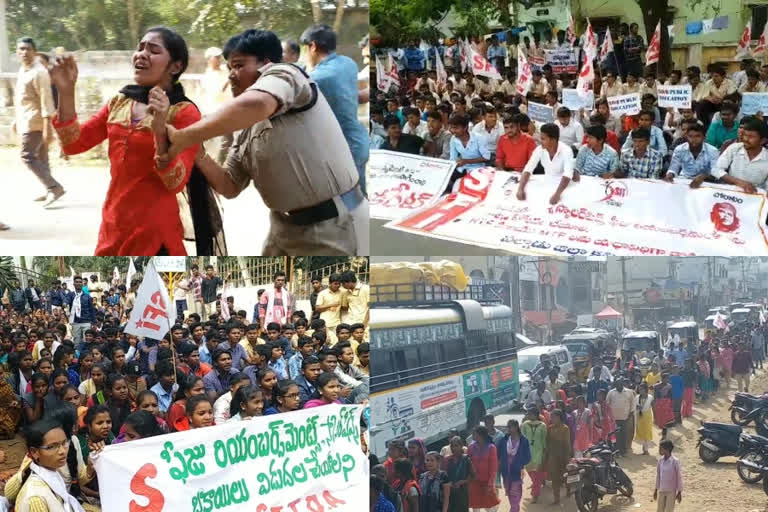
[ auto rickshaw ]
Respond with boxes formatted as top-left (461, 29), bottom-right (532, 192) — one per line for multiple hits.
top-left (621, 330), bottom-right (662, 376)
top-left (667, 321), bottom-right (700, 349)
top-left (561, 332), bottom-right (614, 381)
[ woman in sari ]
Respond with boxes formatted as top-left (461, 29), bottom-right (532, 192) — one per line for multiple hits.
top-left (48, 27), bottom-right (224, 256)
top-left (443, 436), bottom-right (471, 512)
top-left (544, 410), bottom-right (571, 505)
top-left (466, 426), bottom-right (499, 511)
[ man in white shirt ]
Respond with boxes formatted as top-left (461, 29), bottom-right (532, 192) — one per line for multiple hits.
top-left (606, 378), bottom-right (635, 455)
top-left (600, 70), bottom-right (624, 98)
top-left (732, 59), bottom-right (753, 91)
top-left (517, 122), bottom-right (575, 205)
top-left (471, 106), bottom-right (504, 157)
top-left (402, 107), bottom-right (429, 138)
top-left (693, 117), bottom-right (768, 193)
top-left (525, 380), bottom-right (554, 407)
top-left (554, 107), bottom-right (584, 148)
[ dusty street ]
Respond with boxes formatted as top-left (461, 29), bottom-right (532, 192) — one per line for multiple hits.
top-left (495, 369), bottom-right (768, 512)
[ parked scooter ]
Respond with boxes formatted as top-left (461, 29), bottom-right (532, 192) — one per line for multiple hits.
top-left (730, 392), bottom-right (768, 426)
top-left (564, 428), bottom-right (634, 512)
top-left (697, 421), bottom-right (753, 463)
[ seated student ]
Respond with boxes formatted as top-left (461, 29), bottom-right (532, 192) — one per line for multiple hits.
top-left (149, 360), bottom-right (178, 417)
top-left (76, 404), bottom-right (114, 506)
top-left (516, 123), bottom-right (575, 205)
top-left (622, 71), bottom-right (642, 95)
top-left (495, 114), bottom-right (537, 172)
top-left (705, 102), bottom-right (739, 150)
top-left (185, 395), bottom-right (214, 430)
top-left (698, 65), bottom-right (736, 123)
top-left (544, 90), bottom-right (562, 114)
top-left (640, 93), bottom-right (663, 130)
top-left (621, 110), bottom-right (668, 155)
top-left (303, 372), bottom-right (343, 409)
top-left (471, 106), bottom-right (504, 158)
top-left (289, 336), bottom-right (315, 379)
top-left (554, 107), bottom-right (584, 149)
top-left (445, 112), bottom-right (491, 192)
top-left (212, 372), bottom-right (251, 425)
top-left (402, 107), bottom-right (429, 138)
top-left (740, 68), bottom-right (766, 93)
top-left (600, 70), bottom-right (624, 98)
top-left (664, 107), bottom-right (700, 140)
top-left (264, 379), bottom-right (302, 415)
top-left (422, 111), bottom-right (451, 159)
top-left (670, 119), bottom-right (702, 153)
top-left (380, 114), bottom-right (424, 155)
top-left (167, 375), bottom-right (205, 432)
top-left (355, 342), bottom-right (370, 376)
top-left (693, 117), bottom-right (768, 193)
top-left (228, 385), bottom-right (264, 421)
top-left (617, 128), bottom-right (664, 179)
top-left (296, 356), bottom-right (322, 407)
top-left (581, 113), bottom-right (621, 153)
top-left (665, 123), bottom-right (719, 181)
top-left (573, 124), bottom-right (619, 180)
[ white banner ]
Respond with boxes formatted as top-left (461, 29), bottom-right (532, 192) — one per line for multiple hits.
top-left (544, 48), bottom-right (579, 74)
top-left (528, 102), bottom-right (554, 123)
top-left (369, 150), bottom-right (454, 220)
top-left (384, 169), bottom-right (768, 256)
top-left (95, 405), bottom-right (365, 512)
top-left (562, 88), bottom-right (594, 110)
top-left (126, 257), bottom-right (137, 290)
top-left (154, 256), bottom-right (186, 273)
top-left (657, 85), bottom-right (692, 109)
top-left (607, 93), bottom-right (641, 116)
top-left (124, 260), bottom-right (175, 339)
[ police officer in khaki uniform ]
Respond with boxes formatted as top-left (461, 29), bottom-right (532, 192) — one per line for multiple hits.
top-left (161, 29), bottom-right (368, 255)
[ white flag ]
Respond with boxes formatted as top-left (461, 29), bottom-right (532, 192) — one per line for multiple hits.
top-left (599, 27), bottom-right (614, 62)
top-left (375, 54), bottom-right (389, 92)
top-left (220, 284), bottom-right (230, 322)
top-left (584, 19), bottom-right (598, 61)
top-left (714, 312), bottom-right (727, 330)
top-left (112, 267), bottom-right (120, 287)
top-left (754, 21), bottom-right (768, 56)
top-left (576, 51), bottom-right (594, 97)
top-left (420, 40), bottom-right (432, 70)
top-left (516, 50), bottom-right (532, 96)
top-left (435, 50), bottom-right (448, 85)
top-left (737, 19), bottom-right (753, 58)
top-left (124, 260), bottom-right (174, 339)
top-left (387, 53), bottom-right (400, 89)
top-left (126, 258), bottom-right (137, 291)
top-left (469, 46), bottom-right (502, 79)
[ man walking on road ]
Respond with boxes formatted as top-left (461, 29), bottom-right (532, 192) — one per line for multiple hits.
top-left (653, 440), bottom-right (683, 511)
top-left (607, 378), bottom-right (635, 455)
top-left (14, 37), bottom-right (65, 206)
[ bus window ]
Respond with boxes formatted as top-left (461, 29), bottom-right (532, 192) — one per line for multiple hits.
top-left (393, 347), bottom-right (421, 380)
top-left (419, 347), bottom-right (439, 379)
top-left (485, 335), bottom-right (499, 354)
top-left (442, 340), bottom-right (466, 364)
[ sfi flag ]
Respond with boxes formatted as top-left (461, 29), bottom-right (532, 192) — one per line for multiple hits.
top-left (567, 10), bottom-right (577, 45)
top-left (754, 21), bottom-right (768, 56)
top-left (737, 19), bottom-right (753, 58)
top-left (599, 27), bottom-right (615, 62)
top-left (435, 50), bottom-right (448, 85)
top-left (126, 257), bottom-right (137, 291)
top-left (386, 53), bottom-right (400, 89)
top-left (124, 260), bottom-right (174, 339)
top-left (516, 50), bottom-right (532, 95)
top-left (112, 267), bottom-right (120, 287)
top-left (375, 55), bottom-right (389, 92)
top-left (576, 51), bottom-right (594, 97)
top-left (584, 19), bottom-right (598, 61)
top-left (645, 21), bottom-right (662, 65)
top-left (469, 46), bottom-right (502, 79)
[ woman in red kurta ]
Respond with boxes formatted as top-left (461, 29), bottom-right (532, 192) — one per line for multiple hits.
top-left (48, 27), bottom-right (204, 255)
top-left (467, 425), bottom-right (500, 510)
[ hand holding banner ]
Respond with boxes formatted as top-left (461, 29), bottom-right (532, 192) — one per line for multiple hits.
top-left (528, 102), bottom-right (555, 123)
top-left (741, 92), bottom-right (768, 114)
top-left (562, 89), bottom-right (595, 110)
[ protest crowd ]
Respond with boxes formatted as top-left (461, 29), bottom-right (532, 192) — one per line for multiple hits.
top-left (370, 20), bottom-right (768, 206)
top-left (0, 264), bottom-right (370, 511)
top-left (370, 319), bottom-right (768, 512)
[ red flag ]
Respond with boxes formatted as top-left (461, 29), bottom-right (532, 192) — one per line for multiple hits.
top-left (567, 10), bottom-right (577, 45)
top-left (124, 260), bottom-right (174, 339)
top-left (469, 46), bottom-right (502, 79)
top-left (645, 21), bottom-right (661, 65)
top-left (737, 19), bottom-right (753, 58)
top-left (387, 53), bottom-right (400, 89)
top-left (576, 51), bottom-right (594, 97)
top-left (516, 51), bottom-right (532, 95)
top-left (754, 22), bottom-right (768, 56)
top-left (584, 19), bottom-right (598, 61)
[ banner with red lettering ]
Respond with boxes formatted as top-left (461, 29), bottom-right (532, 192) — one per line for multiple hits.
top-left (384, 169), bottom-right (768, 256)
top-left (94, 405), bottom-right (366, 512)
top-left (369, 150), bottom-right (455, 220)
top-left (124, 260), bottom-right (175, 339)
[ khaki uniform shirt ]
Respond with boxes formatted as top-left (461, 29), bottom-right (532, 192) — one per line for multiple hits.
top-left (703, 78), bottom-right (736, 100)
top-left (622, 83), bottom-right (642, 95)
top-left (316, 288), bottom-right (343, 330)
top-left (15, 63), bottom-right (55, 134)
top-left (341, 282), bottom-right (370, 326)
top-left (224, 63), bottom-right (359, 212)
top-left (691, 82), bottom-right (708, 102)
top-left (600, 80), bottom-right (624, 99)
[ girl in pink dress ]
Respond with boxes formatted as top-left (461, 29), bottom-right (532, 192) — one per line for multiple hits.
top-left (597, 389), bottom-right (616, 442)
top-left (572, 396), bottom-right (592, 457)
top-left (589, 399), bottom-right (603, 445)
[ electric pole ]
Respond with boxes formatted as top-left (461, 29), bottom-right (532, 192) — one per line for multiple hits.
top-left (619, 257), bottom-right (630, 328)
top-left (510, 256), bottom-right (522, 335)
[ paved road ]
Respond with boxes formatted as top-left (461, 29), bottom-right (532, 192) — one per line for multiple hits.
top-left (371, 218), bottom-right (512, 256)
top-left (0, 148), bottom-right (269, 254)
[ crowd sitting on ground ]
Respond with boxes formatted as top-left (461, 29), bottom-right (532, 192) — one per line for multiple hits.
top-left (0, 268), bottom-right (370, 511)
top-left (368, 322), bottom-right (767, 512)
top-left (372, 31), bottom-right (768, 201)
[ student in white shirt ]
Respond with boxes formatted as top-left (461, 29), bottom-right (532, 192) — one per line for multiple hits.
top-left (554, 107), bottom-right (584, 148)
top-left (471, 106), bottom-right (504, 157)
top-left (517, 122), bottom-right (575, 205)
top-left (401, 107), bottom-right (429, 138)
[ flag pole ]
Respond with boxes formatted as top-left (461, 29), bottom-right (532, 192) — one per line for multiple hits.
top-left (165, 271), bottom-right (178, 375)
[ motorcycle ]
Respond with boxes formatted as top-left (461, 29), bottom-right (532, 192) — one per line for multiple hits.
top-left (736, 433), bottom-right (768, 483)
top-left (564, 428), bottom-right (634, 512)
top-left (697, 421), bottom-right (755, 463)
top-left (730, 392), bottom-right (768, 426)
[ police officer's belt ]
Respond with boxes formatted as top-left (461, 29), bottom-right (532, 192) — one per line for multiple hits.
top-left (281, 185), bottom-right (364, 225)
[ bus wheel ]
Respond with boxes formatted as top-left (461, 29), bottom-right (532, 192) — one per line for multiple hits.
top-left (467, 399), bottom-right (487, 430)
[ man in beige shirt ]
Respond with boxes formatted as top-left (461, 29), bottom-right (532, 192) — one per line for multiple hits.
top-left (162, 29), bottom-right (368, 256)
top-left (600, 70), bottom-right (624, 98)
top-left (13, 37), bottom-right (65, 206)
top-left (700, 65), bottom-right (736, 123)
top-left (340, 270), bottom-right (369, 328)
top-left (315, 272), bottom-right (344, 345)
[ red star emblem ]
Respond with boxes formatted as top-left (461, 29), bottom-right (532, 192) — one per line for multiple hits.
top-left (135, 319), bottom-right (144, 329)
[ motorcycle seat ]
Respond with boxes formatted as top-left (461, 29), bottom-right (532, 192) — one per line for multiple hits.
top-left (573, 457), bottom-right (602, 465)
top-left (701, 422), bottom-right (743, 435)
top-left (749, 434), bottom-right (768, 444)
